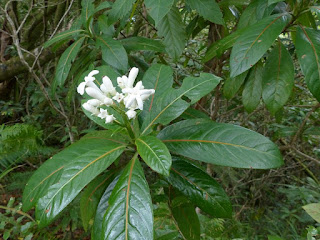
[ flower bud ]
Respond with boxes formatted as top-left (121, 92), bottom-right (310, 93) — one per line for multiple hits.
top-left (126, 109), bottom-right (137, 119)
top-left (87, 99), bottom-right (101, 107)
top-left (105, 115), bottom-right (115, 123)
top-left (128, 67), bottom-right (139, 88)
top-left (83, 103), bottom-right (99, 115)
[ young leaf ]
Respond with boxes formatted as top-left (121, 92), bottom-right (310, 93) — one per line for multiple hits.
top-left (120, 37), bottom-right (165, 52)
top-left (80, 171), bottom-right (116, 231)
top-left (242, 62), bottom-right (263, 113)
top-left (167, 156), bottom-right (232, 218)
top-left (296, 26), bottom-right (320, 102)
top-left (230, 13), bottom-right (291, 77)
top-left (43, 29), bottom-right (85, 48)
top-left (144, 0), bottom-right (174, 25)
top-left (186, 0), bottom-right (223, 25)
top-left (53, 37), bottom-right (85, 89)
top-left (22, 131), bottom-right (125, 212)
top-left (35, 140), bottom-right (126, 227)
top-left (108, 0), bottom-right (136, 25)
top-left (262, 41), bottom-right (294, 114)
top-left (96, 35), bottom-right (128, 71)
top-left (303, 203), bottom-right (320, 223)
top-left (157, 6), bottom-right (186, 60)
top-left (92, 174), bottom-right (121, 240)
top-left (170, 196), bottom-right (200, 240)
top-left (141, 73), bottom-right (220, 134)
top-left (136, 136), bottom-right (172, 176)
top-left (81, 0), bottom-right (95, 30)
top-left (102, 156), bottom-right (153, 240)
top-left (158, 119), bottom-right (283, 169)
top-left (223, 70), bottom-right (248, 99)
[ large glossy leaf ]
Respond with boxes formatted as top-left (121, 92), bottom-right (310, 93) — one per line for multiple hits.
top-left (237, 0), bottom-right (275, 29)
top-left (144, 0), bottom-right (174, 25)
top-left (22, 131), bottom-right (126, 212)
top-left (186, 0), bottom-right (223, 25)
top-left (136, 136), bottom-right (172, 176)
top-left (34, 137), bottom-right (126, 227)
top-left (230, 13), bottom-right (291, 77)
top-left (242, 62), bottom-right (263, 113)
top-left (223, 70), bottom-right (248, 99)
top-left (141, 73), bottom-right (220, 134)
top-left (157, 6), bottom-right (186, 59)
top-left (120, 37), bottom-right (165, 52)
top-left (80, 171), bottom-right (116, 231)
top-left (181, 107), bottom-right (210, 120)
top-left (170, 196), bottom-right (200, 240)
top-left (102, 157), bottom-right (153, 240)
top-left (96, 35), bottom-right (128, 72)
top-left (296, 26), bottom-right (320, 102)
top-left (167, 157), bottom-right (232, 218)
top-left (92, 174), bottom-right (121, 240)
top-left (158, 119), bottom-right (283, 169)
top-left (203, 27), bottom-right (247, 62)
top-left (142, 64), bottom-right (173, 114)
top-left (262, 41), bottom-right (294, 114)
top-left (108, 0), bottom-right (136, 25)
top-left (53, 37), bottom-right (85, 88)
top-left (44, 29), bottom-right (85, 48)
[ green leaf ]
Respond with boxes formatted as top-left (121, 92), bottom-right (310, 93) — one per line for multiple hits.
top-left (53, 37), bottom-right (85, 89)
top-left (43, 29), bottom-right (85, 48)
top-left (303, 203), bottom-right (320, 223)
top-left (170, 196), bottom-right (200, 240)
top-left (242, 62), bottom-right (263, 113)
top-left (167, 157), bottom-right (232, 218)
top-left (22, 131), bottom-right (126, 212)
top-left (144, 0), bottom-right (174, 25)
top-left (98, 15), bottom-right (115, 37)
top-left (96, 35), bottom-right (128, 71)
top-left (223, 70), bottom-right (248, 99)
top-left (92, 174), bottom-right (120, 240)
top-left (238, 0), bottom-right (275, 29)
top-left (181, 108), bottom-right (210, 120)
top-left (141, 73), bottom-right (220, 134)
top-left (108, 0), bottom-right (136, 25)
top-left (81, 0), bottom-right (95, 28)
top-left (262, 41), bottom-right (294, 114)
top-left (95, 1), bottom-right (112, 12)
top-left (136, 136), bottom-right (172, 176)
top-left (157, 6), bottom-right (186, 59)
top-left (102, 156), bottom-right (153, 240)
top-left (203, 27), bottom-right (247, 62)
top-left (120, 37), bottom-right (165, 52)
top-left (158, 119), bottom-right (283, 169)
top-left (230, 13), bottom-right (291, 77)
top-left (142, 64), bottom-right (173, 114)
top-left (33, 135), bottom-right (126, 227)
top-left (186, 0), bottom-right (223, 25)
top-left (296, 26), bottom-right (320, 102)
top-left (80, 171), bottom-right (116, 231)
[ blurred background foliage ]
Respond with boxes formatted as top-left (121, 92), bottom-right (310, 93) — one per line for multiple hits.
top-left (1, 0), bottom-right (320, 239)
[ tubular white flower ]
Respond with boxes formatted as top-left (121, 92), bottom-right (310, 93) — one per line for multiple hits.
top-left (85, 87), bottom-right (106, 102)
top-left (87, 99), bottom-right (102, 107)
top-left (83, 102), bottom-right (99, 115)
top-left (77, 70), bottom-right (100, 95)
top-left (103, 97), bottom-right (113, 106)
top-left (127, 67), bottom-right (139, 88)
top-left (112, 92), bottom-right (124, 103)
top-left (126, 109), bottom-right (137, 119)
top-left (101, 76), bottom-right (117, 96)
top-left (105, 114), bottom-right (115, 123)
top-left (123, 81), bottom-right (155, 110)
top-left (97, 108), bottom-right (109, 119)
top-left (117, 77), bottom-right (125, 89)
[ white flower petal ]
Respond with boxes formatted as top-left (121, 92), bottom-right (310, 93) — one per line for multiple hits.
top-left (86, 81), bottom-right (101, 92)
top-left (83, 103), bottom-right (99, 115)
top-left (77, 82), bottom-right (86, 95)
top-left (128, 67), bottom-right (139, 88)
top-left (88, 70), bottom-right (99, 77)
top-left (85, 87), bottom-right (106, 102)
top-left (105, 115), bottom-right (115, 123)
top-left (87, 99), bottom-right (101, 107)
top-left (97, 108), bottom-right (109, 119)
top-left (103, 97), bottom-right (113, 106)
top-left (136, 95), bottom-right (143, 110)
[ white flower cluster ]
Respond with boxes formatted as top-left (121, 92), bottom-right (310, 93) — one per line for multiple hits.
top-left (77, 67), bottom-right (155, 123)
